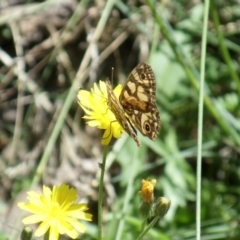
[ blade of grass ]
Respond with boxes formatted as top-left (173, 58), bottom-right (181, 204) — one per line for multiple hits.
top-left (196, 1), bottom-right (210, 239)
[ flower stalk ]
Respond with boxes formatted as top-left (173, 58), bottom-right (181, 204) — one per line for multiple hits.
top-left (98, 145), bottom-right (109, 240)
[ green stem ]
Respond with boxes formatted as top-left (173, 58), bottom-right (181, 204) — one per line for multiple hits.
top-left (98, 145), bottom-right (109, 240)
top-left (140, 219), bottom-right (147, 232)
top-left (196, 1), bottom-right (210, 239)
top-left (136, 216), bottom-right (159, 240)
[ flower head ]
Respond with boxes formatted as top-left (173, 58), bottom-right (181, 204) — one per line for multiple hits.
top-left (154, 197), bottom-right (171, 218)
top-left (78, 80), bottom-right (124, 145)
top-left (139, 179), bottom-right (156, 204)
top-left (18, 184), bottom-right (92, 240)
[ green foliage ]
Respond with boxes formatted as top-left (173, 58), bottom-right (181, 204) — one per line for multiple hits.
top-left (0, 0), bottom-right (240, 239)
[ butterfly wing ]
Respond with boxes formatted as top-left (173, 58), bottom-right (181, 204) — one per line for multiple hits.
top-left (106, 79), bottom-right (141, 146)
top-left (119, 62), bottom-right (160, 140)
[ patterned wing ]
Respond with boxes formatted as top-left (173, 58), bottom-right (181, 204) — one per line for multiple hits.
top-left (105, 79), bottom-right (141, 146)
top-left (119, 62), bottom-right (160, 140)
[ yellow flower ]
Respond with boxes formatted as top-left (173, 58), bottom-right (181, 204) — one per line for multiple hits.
top-left (139, 179), bottom-right (156, 204)
top-left (78, 80), bottom-right (124, 145)
top-left (18, 184), bottom-right (92, 240)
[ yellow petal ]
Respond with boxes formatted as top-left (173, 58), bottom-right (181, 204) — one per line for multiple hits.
top-left (35, 220), bottom-right (50, 237)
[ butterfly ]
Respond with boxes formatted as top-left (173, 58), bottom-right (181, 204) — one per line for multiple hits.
top-left (106, 62), bottom-right (160, 146)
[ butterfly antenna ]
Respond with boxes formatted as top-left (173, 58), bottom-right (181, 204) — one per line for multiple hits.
top-left (111, 67), bottom-right (114, 84)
